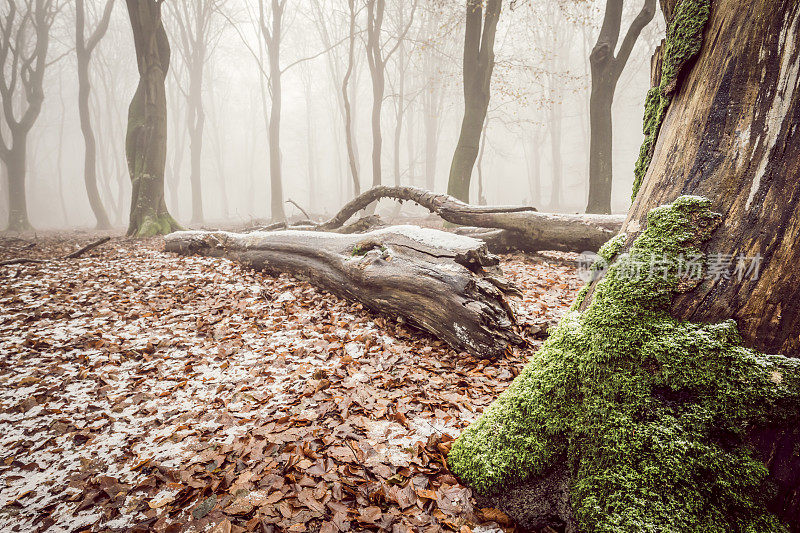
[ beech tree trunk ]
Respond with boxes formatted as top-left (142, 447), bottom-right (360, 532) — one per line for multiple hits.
top-left (0, 0), bottom-right (57, 232)
top-left (319, 186), bottom-right (624, 253)
top-left (585, 0), bottom-right (656, 214)
top-left (630, 0), bottom-right (800, 359)
top-left (165, 226), bottom-right (523, 358)
top-left (447, 0), bottom-right (501, 203)
top-left (125, 0), bottom-right (180, 237)
top-left (76, 0), bottom-right (114, 230)
top-left (455, 1), bottom-right (800, 530)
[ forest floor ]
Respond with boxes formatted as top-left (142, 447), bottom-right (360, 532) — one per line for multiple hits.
top-left (0, 232), bottom-right (582, 533)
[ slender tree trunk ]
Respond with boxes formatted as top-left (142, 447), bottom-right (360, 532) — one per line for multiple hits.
top-left (447, 0), bottom-right (502, 203)
top-left (77, 53), bottom-right (111, 229)
top-left (366, 0), bottom-right (386, 189)
top-left (268, 50), bottom-right (284, 221)
top-left (585, 0), bottom-right (657, 214)
top-left (76, 0), bottom-right (113, 229)
top-left (548, 104), bottom-right (563, 210)
top-left (342, 0), bottom-right (360, 196)
top-left (265, 0), bottom-right (286, 222)
top-left (124, 0), bottom-right (180, 237)
top-left (187, 64), bottom-right (205, 224)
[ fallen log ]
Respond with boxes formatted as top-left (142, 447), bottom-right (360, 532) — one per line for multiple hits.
top-left (165, 226), bottom-right (524, 358)
top-left (318, 186), bottom-right (625, 253)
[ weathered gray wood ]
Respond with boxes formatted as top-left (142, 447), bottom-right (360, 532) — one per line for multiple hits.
top-left (165, 226), bottom-right (524, 358)
top-left (318, 186), bottom-right (624, 253)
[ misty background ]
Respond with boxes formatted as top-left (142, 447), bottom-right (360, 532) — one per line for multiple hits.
top-left (0, 0), bottom-right (664, 230)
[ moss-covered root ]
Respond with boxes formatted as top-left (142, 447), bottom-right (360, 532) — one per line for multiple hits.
top-left (448, 196), bottom-right (799, 532)
top-left (130, 213), bottom-right (182, 238)
top-left (632, 0), bottom-right (712, 201)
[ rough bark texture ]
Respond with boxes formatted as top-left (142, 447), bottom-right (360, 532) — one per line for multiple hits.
top-left (447, 0), bottom-right (501, 203)
top-left (629, 0), bottom-right (800, 359)
top-left (454, 0), bottom-right (800, 530)
top-left (165, 226), bottom-right (523, 358)
top-left (125, 0), bottom-right (180, 237)
top-left (319, 186), bottom-right (624, 253)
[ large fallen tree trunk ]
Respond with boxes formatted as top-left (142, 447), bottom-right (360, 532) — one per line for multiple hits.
top-left (165, 226), bottom-right (524, 358)
top-left (318, 186), bottom-right (625, 253)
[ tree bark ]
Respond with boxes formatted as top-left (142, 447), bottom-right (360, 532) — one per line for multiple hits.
top-left (0, 0), bottom-right (58, 231)
top-left (454, 0), bottom-right (800, 529)
top-left (318, 186), bottom-right (624, 253)
top-left (365, 0), bottom-right (386, 190)
top-left (342, 0), bottom-right (361, 197)
top-left (76, 0), bottom-right (114, 230)
top-left (165, 226), bottom-right (523, 358)
top-left (585, 0), bottom-right (657, 214)
top-left (629, 0), bottom-right (800, 359)
top-left (124, 0), bottom-right (180, 237)
top-left (447, 0), bottom-right (501, 203)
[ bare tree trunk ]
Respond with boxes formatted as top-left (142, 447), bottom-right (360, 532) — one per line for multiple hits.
top-left (0, 0), bottom-right (58, 231)
top-left (365, 0), bottom-right (386, 190)
top-left (6, 132), bottom-right (31, 231)
top-left (260, 0), bottom-right (287, 222)
top-left (76, 0), bottom-right (114, 230)
top-left (124, 0), bottom-right (180, 237)
top-left (447, 0), bottom-right (501, 203)
top-left (548, 102), bottom-right (563, 210)
top-left (585, 0), bottom-right (656, 214)
top-left (342, 0), bottom-right (361, 196)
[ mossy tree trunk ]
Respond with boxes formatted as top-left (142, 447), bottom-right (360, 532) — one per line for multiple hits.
top-left (630, 0), bottom-right (800, 358)
top-left (449, 0), bottom-right (800, 530)
top-left (124, 0), bottom-right (180, 238)
top-left (446, 0), bottom-right (501, 203)
top-left (585, 0), bottom-right (657, 215)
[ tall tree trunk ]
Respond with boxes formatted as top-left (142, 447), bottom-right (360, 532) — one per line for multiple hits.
top-left (125, 0), bottom-right (180, 237)
top-left (585, 0), bottom-right (657, 214)
top-left (342, 0), bottom-right (360, 196)
top-left (447, 0), bottom-right (501, 203)
top-left (76, 0), bottom-right (114, 230)
top-left (187, 64), bottom-right (205, 224)
top-left (6, 132), bottom-right (30, 231)
top-left (449, 0), bottom-right (800, 530)
top-left (548, 103), bottom-right (563, 210)
top-left (365, 0), bottom-right (386, 190)
top-left (631, 0), bottom-right (800, 358)
top-left (263, 0), bottom-right (286, 222)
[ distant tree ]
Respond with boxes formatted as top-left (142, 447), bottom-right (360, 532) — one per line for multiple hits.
top-left (76, 0), bottom-right (115, 229)
top-left (364, 0), bottom-right (417, 190)
top-left (0, 0), bottom-right (60, 231)
top-left (124, 0), bottom-right (180, 237)
top-left (168, 0), bottom-right (222, 224)
top-left (447, 0), bottom-right (501, 203)
top-left (585, 0), bottom-right (656, 214)
top-left (259, 0), bottom-right (287, 222)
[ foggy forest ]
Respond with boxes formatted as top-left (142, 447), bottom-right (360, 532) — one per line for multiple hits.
top-left (1, 0), bottom-right (799, 532)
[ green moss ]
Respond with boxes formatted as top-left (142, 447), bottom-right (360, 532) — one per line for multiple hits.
top-left (448, 196), bottom-right (799, 532)
top-left (133, 212), bottom-right (181, 238)
top-left (632, 0), bottom-right (712, 201)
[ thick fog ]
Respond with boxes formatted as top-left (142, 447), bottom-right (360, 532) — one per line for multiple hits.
top-left (0, 0), bottom-right (665, 230)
